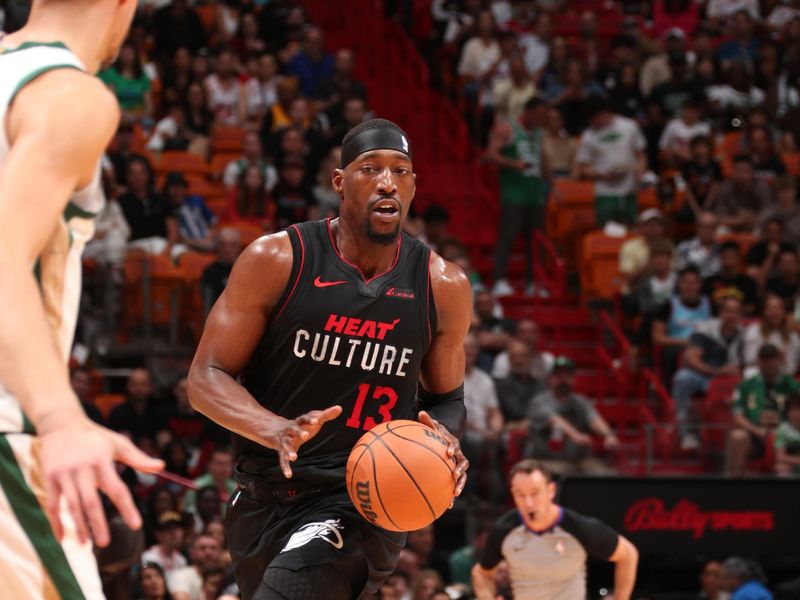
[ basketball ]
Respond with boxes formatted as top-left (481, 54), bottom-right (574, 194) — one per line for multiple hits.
top-left (346, 420), bottom-right (457, 532)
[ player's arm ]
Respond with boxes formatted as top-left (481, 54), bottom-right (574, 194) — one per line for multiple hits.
top-left (0, 71), bottom-right (162, 545)
top-left (471, 563), bottom-right (499, 600)
top-left (187, 234), bottom-right (341, 477)
top-left (418, 253), bottom-right (472, 494)
top-left (608, 535), bottom-right (639, 600)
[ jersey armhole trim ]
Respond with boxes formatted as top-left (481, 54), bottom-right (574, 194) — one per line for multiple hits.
top-left (8, 64), bottom-right (83, 106)
top-left (426, 249), bottom-right (434, 347)
top-left (272, 224), bottom-right (305, 323)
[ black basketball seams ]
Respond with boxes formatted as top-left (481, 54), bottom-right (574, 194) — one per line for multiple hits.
top-left (368, 444), bottom-right (401, 530)
top-left (370, 435), bottom-right (436, 520)
top-left (385, 421), bottom-right (456, 476)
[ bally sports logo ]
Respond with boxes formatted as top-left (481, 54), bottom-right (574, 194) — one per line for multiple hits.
top-left (624, 498), bottom-right (774, 540)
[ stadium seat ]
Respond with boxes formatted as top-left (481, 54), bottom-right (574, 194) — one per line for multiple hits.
top-left (157, 151), bottom-right (210, 176)
top-left (701, 374), bottom-right (741, 451)
top-left (783, 153), bottom-right (800, 177)
top-left (210, 152), bottom-right (241, 179)
top-left (580, 231), bottom-right (632, 300)
top-left (211, 126), bottom-right (246, 153)
top-left (178, 252), bottom-right (218, 340)
top-left (94, 394), bottom-right (125, 420)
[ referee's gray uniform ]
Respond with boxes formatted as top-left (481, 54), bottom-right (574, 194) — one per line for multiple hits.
top-left (478, 508), bottom-right (619, 599)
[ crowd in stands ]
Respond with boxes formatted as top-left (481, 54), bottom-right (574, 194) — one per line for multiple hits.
top-left (6, 0), bottom-right (800, 597)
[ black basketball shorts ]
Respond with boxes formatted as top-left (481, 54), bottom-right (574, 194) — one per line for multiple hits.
top-left (225, 484), bottom-right (406, 600)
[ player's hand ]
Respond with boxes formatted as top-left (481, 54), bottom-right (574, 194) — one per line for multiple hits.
top-left (37, 418), bottom-right (164, 548)
top-left (270, 405), bottom-right (343, 479)
top-left (418, 411), bottom-right (468, 501)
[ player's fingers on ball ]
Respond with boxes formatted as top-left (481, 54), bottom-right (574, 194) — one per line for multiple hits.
top-left (98, 461), bottom-right (141, 532)
top-left (76, 468), bottom-right (109, 547)
top-left (455, 472), bottom-right (468, 496)
top-left (58, 473), bottom-right (89, 545)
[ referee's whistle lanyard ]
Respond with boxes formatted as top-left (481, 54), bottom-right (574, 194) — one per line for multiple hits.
top-left (520, 506), bottom-right (564, 536)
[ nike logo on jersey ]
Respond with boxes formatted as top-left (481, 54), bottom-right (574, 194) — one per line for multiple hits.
top-left (314, 276), bottom-right (346, 288)
top-left (280, 519), bottom-right (344, 552)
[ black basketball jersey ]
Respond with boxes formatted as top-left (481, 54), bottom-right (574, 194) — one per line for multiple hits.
top-left (235, 219), bottom-right (437, 483)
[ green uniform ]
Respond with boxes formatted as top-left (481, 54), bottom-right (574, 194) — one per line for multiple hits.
top-left (733, 374), bottom-right (800, 425)
top-left (498, 119), bottom-right (545, 206)
top-left (775, 421), bottom-right (800, 474)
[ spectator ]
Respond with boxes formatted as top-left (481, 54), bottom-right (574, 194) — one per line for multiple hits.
top-left (262, 76), bottom-right (301, 134)
top-left (201, 227), bottom-right (243, 314)
top-left (759, 176), bottom-right (800, 246)
top-left (653, 0), bottom-right (701, 37)
top-left (407, 526), bottom-right (450, 583)
top-left (619, 208), bottom-right (671, 294)
top-left (748, 125), bottom-right (786, 187)
top-left (325, 96), bottom-right (368, 149)
top-left (491, 318), bottom-right (554, 381)
top-left (182, 446), bottom-right (235, 514)
top-left (486, 97), bottom-right (549, 298)
top-left (222, 130), bottom-right (278, 193)
top-left (141, 512), bottom-right (188, 576)
top-left (625, 240), bottom-right (678, 347)
top-left (698, 560), bottom-right (730, 600)
top-left (230, 12), bottom-right (266, 62)
top-left (544, 58), bottom-right (605, 135)
top-left (143, 487), bottom-right (180, 544)
top-left (743, 294), bottom-right (800, 377)
top-left (775, 394), bottom-right (800, 476)
top-left (108, 122), bottom-right (147, 185)
top-left (652, 266), bottom-right (712, 378)
top-left (659, 97), bottom-right (711, 166)
top-left (410, 569), bottom-right (444, 600)
top-left (706, 154), bottom-right (771, 232)
top-left (608, 61), bottom-right (645, 120)
top-left (473, 290), bottom-right (515, 359)
top-left (99, 41), bottom-right (152, 120)
top-left (317, 48), bottom-right (367, 114)
top-left (286, 25), bottom-right (334, 98)
top-left (671, 296), bottom-right (744, 450)
top-left (153, 0), bottom-right (207, 56)
top-left (745, 217), bottom-right (795, 289)
top-left (161, 440), bottom-right (193, 496)
top-left (159, 376), bottom-right (218, 447)
top-left (119, 157), bottom-right (178, 254)
top-left (575, 95), bottom-right (647, 227)
top-left (730, 344), bottom-right (800, 476)
top-left (494, 340), bottom-right (546, 429)
top-left (458, 10), bottom-right (500, 131)
top-left (108, 368), bottom-right (165, 442)
top-left (649, 53), bottom-right (703, 118)
top-left (640, 28), bottom-right (690, 98)
top-left (706, 0), bottom-right (760, 21)
top-left (721, 557), bottom-right (773, 600)
top-left (542, 106), bottom-right (576, 178)
top-left (525, 356), bottom-right (619, 474)
top-left (310, 151), bottom-right (341, 219)
top-left (463, 332), bottom-right (503, 497)
top-left (224, 164), bottom-right (276, 228)
top-left (418, 205), bottom-right (451, 254)
top-left (184, 82), bottom-right (214, 143)
top-left (204, 48), bottom-right (242, 126)
top-left (70, 367), bottom-right (103, 425)
top-left (703, 241), bottom-right (759, 316)
top-left (140, 561), bottom-right (174, 600)
top-left (167, 535), bottom-right (222, 600)
top-left (161, 47), bottom-right (193, 107)
top-left (676, 211), bottom-right (721, 278)
top-left (240, 53), bottom-right (279, 124)
top-left (187, 486), bottom-right (223, 535)
top-left (162, 172), bottom-right (216, 254)
top-left (678, 135), bottom-right (723, 218)
top-left (764, 248), bottom-right (800, 305)
top-left (491, 53), bottom-right (536, 121)
top-left (707, 60), bottom-right (766, 115)
top-left (272, 157), bottom-right (313, 229)
top-left (448, 526), bottom-right (490, 587)
top-left (716, 10), bottom-right (760, 68)
top-left (147, 105), bottom-right (205, 157)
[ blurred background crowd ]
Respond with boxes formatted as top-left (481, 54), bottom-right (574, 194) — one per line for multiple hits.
top-left (4, 0), bottom-right (800, 598)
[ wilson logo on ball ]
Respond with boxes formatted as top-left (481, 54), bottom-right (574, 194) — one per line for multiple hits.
top-left (356, 481), bottom-right (378, 524)
top-left (423, 429), bottom-right (447, 447)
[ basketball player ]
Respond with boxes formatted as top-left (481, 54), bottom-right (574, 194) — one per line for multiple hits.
top-left (472, 459), bottom-right (638, 600)
top-left (0, 1), bottom-right (164, 598)
top-left (187, 118), bottom-right (472, 599)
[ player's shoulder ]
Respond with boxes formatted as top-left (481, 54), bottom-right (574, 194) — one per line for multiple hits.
top-left (236, 230), bottom-right (293, 271)
top-left (428, 250), bottom-right (470, 296)
top-left (10, 69), bottom-right (119, 143)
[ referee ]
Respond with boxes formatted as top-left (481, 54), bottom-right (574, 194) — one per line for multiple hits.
top-left (472, 459), bottom-right (638, 600)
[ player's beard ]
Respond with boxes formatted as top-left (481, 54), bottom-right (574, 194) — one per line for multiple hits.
top-left (364, 216), bottom-right (401, 245)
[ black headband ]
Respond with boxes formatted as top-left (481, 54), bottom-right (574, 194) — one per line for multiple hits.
top-left (340, 126), bottom-right (411, 168)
